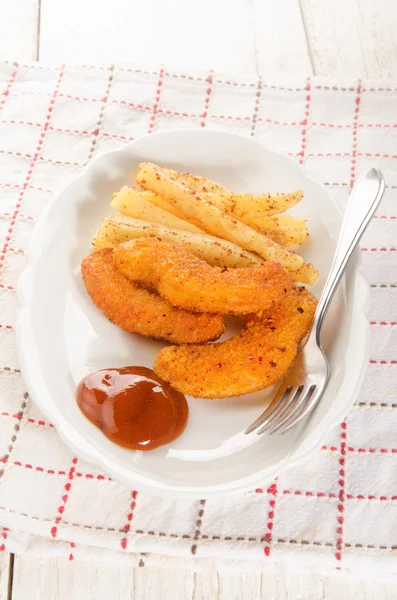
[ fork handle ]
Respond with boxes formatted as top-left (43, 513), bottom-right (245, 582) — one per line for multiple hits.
top-left (313, 168), bottom-right (385, 342)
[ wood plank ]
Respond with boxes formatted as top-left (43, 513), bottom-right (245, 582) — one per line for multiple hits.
top-left (217, 572), bottom-right (262, 600)
top-left (134, 567), bottom-right (196, 599)
top-left (10, 555), bottom-right (397, 600)
top-left (39, 0), bottom-right (312, 77)
top-left (39, 0), bottom-right (257, 73)
top-left (252, 0), bottom-right (313, 77)
top-left (0, 552), bottom-right (11, 600)
top-left (0, 0), bottom-right (39, 61)
top-left (300, 0), bottom-right (397, 78)
top-left (12, 555), bottom-right (134, 600)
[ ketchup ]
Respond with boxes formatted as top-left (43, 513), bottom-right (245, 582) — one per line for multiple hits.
top-left (76, 367), bottom-right (188, 451)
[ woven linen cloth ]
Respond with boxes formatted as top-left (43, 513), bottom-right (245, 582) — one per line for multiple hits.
top-left (0, 60), bottom-right (396, 577)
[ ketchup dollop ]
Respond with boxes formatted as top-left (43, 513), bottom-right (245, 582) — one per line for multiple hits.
top-left (76, 367), bottom-right (188, 451)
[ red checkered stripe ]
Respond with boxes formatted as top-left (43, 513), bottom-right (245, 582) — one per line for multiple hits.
top-left (0, 63), bottom-right (396, 567)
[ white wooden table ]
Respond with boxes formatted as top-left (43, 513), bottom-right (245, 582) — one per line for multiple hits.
top-left (1, 1), bottom-right (397, 598)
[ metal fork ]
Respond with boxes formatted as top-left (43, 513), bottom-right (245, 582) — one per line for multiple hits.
top-left (245, 167), bottom-right (385, 436)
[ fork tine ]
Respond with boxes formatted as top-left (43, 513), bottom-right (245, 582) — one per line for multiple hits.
top-left (265, 384), bottom-right (307, 434)
top-left (278, 385), bottom-right (322, 435)
top-left (244, 386), bottom-right (292, 435)
top-left (254, 387), bottom-right (293, 435)
top-left (268, 384), bottom-right (316, 435)
top-left (257, 385), bottom-right (304, 435)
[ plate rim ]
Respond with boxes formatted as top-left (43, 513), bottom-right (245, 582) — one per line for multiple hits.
top-left (16, 128), bottom-right (371, 498)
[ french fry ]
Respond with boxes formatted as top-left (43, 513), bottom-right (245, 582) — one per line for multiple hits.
top-left (252, 215), bottom-right (308, 247)
top-left (158, 167), bottom-right (303, 216)
top-left (161, 167), bottom-right (227, 194)
top-left (161, 169), bottom-right (303, 218)
top-left (128, 189), bottom-right (190, 224)
top-left (92, 215), bottom-right (264, 268)
top-left (136, 162), bottom-right (304, 270)
top-left (289, 263), bottom-right (319, 285)
top-left (93, 215), bottom-right (318, 284)
top-left (137, 190), bottom-right (191, 220)
top-left (204, 190), bottom-right (303, 218)
top-left (132, 189), bottom-right (307, 248)
top-left (111, 186), bottom-right (203, 234)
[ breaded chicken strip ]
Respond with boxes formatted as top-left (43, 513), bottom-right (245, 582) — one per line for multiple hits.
top-left (81, 249), bottom-right (225, 344)
top-left (113, 238), bottom-right (293, 315)
top-left (154, 287), bottom-right (317, 398)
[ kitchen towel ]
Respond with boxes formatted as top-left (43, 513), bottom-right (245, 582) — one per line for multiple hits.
top-left (0, 61), bottom-right (396, 577)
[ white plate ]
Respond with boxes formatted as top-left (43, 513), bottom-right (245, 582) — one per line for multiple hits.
top-left (17, 130), bottom-right (370, 498)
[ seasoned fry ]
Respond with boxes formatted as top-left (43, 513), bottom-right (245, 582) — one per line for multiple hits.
top-left (137, 190), bottom-right (186, 220)
top-left (136, 162), bottom-right (304, 270)
top-left (161, 168), bottom-right (227, 194)
top-left (93, 214), bottom-right (317, 284)
top-left (111, 186), bottom-right (203, 234)
top-left (204, 190), bottom-right (303, 218)
top-left (113, 238), bottom-right (293, 315)
top-left (239, 215), bottom-right (307, 247)
top-left (289, 263), bottom-right (319, 286)
top-left (160, 169), bottom-right (303, 217)
top-left (132, 189), bottom-right (307, 248)
top-left (92, 215), bottom-right (264, 268)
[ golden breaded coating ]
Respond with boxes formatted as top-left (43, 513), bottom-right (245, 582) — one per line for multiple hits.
top-left (113, 238), bottom-right (293, 315)
top-left (154, 287), bottom-right (317, 398)
top-left (81, 248), bottom-right (225, 344)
